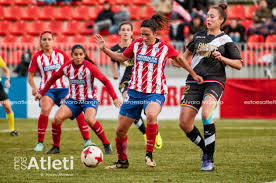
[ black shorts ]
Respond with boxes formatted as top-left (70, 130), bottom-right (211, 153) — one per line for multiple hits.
top-left (119, 81), bottom-right (129, 94)
top-left (181, 82), bottom-right (224, 112)
top-left (0, 82), bottom-right (8, 101)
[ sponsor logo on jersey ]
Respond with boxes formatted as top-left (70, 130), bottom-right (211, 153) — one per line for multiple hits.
top-left (196, 36), bottom-right (206, 39)
top-left (196, 43), bottom-right (218, 58)
top-left (69, 79), bottom-right (86, 85)
top-left (136, 54), bottom-right (159, 64)
top-left (43, 64), bottom-right (61, 72)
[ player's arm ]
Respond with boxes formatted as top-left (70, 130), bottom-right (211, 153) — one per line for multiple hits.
top-left (88, 64), bottom-right (121, 108)
top-left (213, 51), bottom-right (242, 70)
top-left (111, 62), bottom-right (118, 79)
top-left (2, 64), bottom-right (11, 89)
top-left (27, 72), bottom-right (38, 96)
top-left (96, 34), bottom-right (129, 63)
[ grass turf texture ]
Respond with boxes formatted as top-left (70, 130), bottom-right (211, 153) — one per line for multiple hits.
top-left (0, 119), bottom-right (275, 183)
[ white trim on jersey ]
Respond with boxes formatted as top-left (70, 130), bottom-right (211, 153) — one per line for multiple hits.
top-left (86, 68), bottom-right (93, 99)
top-left (78, 65), bottom-right (85, 100)
top-left (69, 65), bottom-right (76, 100)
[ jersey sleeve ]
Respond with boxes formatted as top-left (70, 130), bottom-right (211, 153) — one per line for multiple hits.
top-left (123, 40), bottom-right (137, 58)
top-left (28, 54), bottom-right (39, 73)
top-left (0, 56), bottom-right (6, 68)
top-left (87, 63), bottom-right (118, 100)
top-left (225, 42), bottom-right (242, 60)
top-left (166, 42), bottom-right (180, 58)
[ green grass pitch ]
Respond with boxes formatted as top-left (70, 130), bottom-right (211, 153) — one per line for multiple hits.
top-left (0, 119), bottom-right (275, 183)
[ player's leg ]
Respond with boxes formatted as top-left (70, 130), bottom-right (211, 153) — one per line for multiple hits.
top-left (34, 96), bottom-right (55, 151)
top-left (75, 113), bottom-right (93, 147)
top-left (1, 99), bottom-right (19, 136)
top-left (46, 104), bottom-right (72, 154)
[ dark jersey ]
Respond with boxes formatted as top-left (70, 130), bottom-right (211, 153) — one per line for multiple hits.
top-left (111, 44), bottom-right (134, 87)
top-left (186, 30), bottom-right (242, 84)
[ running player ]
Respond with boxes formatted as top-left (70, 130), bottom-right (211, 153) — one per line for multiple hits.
top-left (0, 56), bottom-right (19, 136)
top-left (110, 21), bottom-right (162, 149)
top-left (175, 4), bottom-right (242, 171)
top-left (28, 31), bottom-right (98, 154)
top-left (35, 44), bottom-right (121, 154)
top-left (96, 14), bottom-right (203, 168)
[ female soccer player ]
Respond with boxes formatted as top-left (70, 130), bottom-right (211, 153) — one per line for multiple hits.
top-left (96, 14), bottom-right (203, 168)
top-left (110, 21), bottom-right (162, 149)
top-left (0, 56), bottom-right (19, 136)
top-left (175, 4), bottom-right (242, 171)
top-left (35, 44), bottom-right (121, 154)
top-left (28, 31), bottom-right (96, 154)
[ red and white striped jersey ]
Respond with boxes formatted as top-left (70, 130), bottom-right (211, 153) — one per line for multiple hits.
top-left (123, 38), bottom-right (179, 94)
top-left (40, 60), bottom-right (118, 101)
top-left (28, 49), bottom-right (69, 90)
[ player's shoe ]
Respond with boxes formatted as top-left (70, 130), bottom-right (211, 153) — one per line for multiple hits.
top-left (46, 146), bottom-right (60, 154)
top-left (200, 154), bottom-right (215, 171)
top-left (10, 130), bottom-right (19, 136)
top-left (34, 142), bottom-right (44, 152)
top-left (84, 139), bottom-right (95, 148)
top-left (143, 134), bottom-right (147, 145)
top-left (103, 144), bottom-right (112, 154)
top-left (155, 132), bottom-right (162, 149)
top-left (105, 159), bottom-right (129, 169)
top-left (145, 155), bottom-right (156, 167)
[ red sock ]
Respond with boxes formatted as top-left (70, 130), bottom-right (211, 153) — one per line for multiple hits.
top-left (76, 113), bottom-right (90, 140)
top-left (116, 136), bottom-right (128, 161)
top-left (146, 123), bottom-right (158, 152)
top-left (52, 122), bottom-right (62, 147)
top-left (38, 114), bottom-right (48, 143)
top-left (90, 121), bottom-right (109, 145)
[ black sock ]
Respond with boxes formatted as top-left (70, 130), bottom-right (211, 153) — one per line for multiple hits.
top-left (204, 124), bottom-right (215, 161)
top-left (186, 126), bottom-right (206, 153)
top-left (146, 151), bottom-right (152, 159)
top-left (134, 118), bottom-right (146, 134)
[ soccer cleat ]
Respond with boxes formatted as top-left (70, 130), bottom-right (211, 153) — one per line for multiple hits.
top-left (200, 154), bottom-right (215, 171)
top-left (155, 132), bottom-right (162, 149)
top-left (103, 144), bottom-right (112, 154)
top-left (46, 146), bottom-right (60, 154)
top-left (105, 159), bottom-right (129, 169)
top-left (34, 142), bottom-right (44, 152)
top-left (84, 139), bottom-right (95, 148)
top-left (143, 134), bottom-right (147, 145)
top-left (10, 130), bottom-right (19, 136)
top-left (145, 156), bottom-right (156, 167)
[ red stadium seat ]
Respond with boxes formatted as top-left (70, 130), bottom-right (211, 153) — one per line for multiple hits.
top-left (15, 0), bottom-right (33, 5)
top-left (112, 5), bottom-right (120, 13)
top-left (48, 21), bottom-right (64, 35)
top-left (246, 5), bottom-right (259, 20)
top-left (133, 20), bottom-right (142, 35)
top-left (56, 6), bottom-right (74, 20)
top-left (0, 6), bottom-right (5, 20)
top-left (264, 35), bottom-right (276, 49)
top-left (239, 20), bottom-right (253, 34)
top-left (106, 35), bottom-right (121, 45)
top-left (22, 5), bottom-right (40, 20)
top-left (72, 35), bottom-right (86, 43)
top-left (241, 50), bottom-right (257, 65)
top-left (114, 0), bottom-right (131, 5)
top-left (228, 4), bottom-right (246, 20)
top-left (247, 34), bottom-right (265, 49)
top-left (141, 6), bottom-right (155, 19)
top-left (133, 0), bottom-right (151, 5)
top-left (4, 6), bottom-right (23, 20)
top-left (159, 35), bottom-right (170, 42)
top-left (128, 6), bottom-right (141, 20)
top-left (21, 34), bottom-right (35, 43)
top-left (92, 6), bottom-right (104, 20)
top-left (184, 25), bottom-right (189, 38)
top-left (73, 5), bottom-right (93, 20)
top-left (80, 21), bottom-right (94, 35)
top-left (0, 21), bottom-right (12, 35)
top-left (82, 0), bottom-right (97, 5)
top-left (28, 21), bottom-right (47, 35)
top-left (40, 6), bottom-right (57, 20)
top-left (0, 0), bottom-right (14, 5)
top-left (2, 35), bottom-right (18, 47)
top-left (11, 20), bottom-right (29, 35)
top-left (55, 34), bottom-right (70, 43)
top-left (63, 20), bottom-right (81, 35)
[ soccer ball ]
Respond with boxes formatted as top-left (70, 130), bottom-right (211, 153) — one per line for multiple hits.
top-left (81, 146), bottom-right (103, 168)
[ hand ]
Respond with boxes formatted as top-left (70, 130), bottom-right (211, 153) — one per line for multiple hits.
top-left (32, 88), bottom-right (38, 96)
top-left (171, 59), bottom-right (181, 68)
top-left (213, 51), bottom-right (223, 61)
top-left (95, 34), bottom-right (106, 50)
top-left (113, 99), bottom-right (122, 108)
top-left (35, 93), bottom-right (42, 101)
top-left (113, 74), bottom-right (118, 80)
top-left (192, 74), bottom-right (204, 84)
top-left (5, 79), bottom-right (10, 89)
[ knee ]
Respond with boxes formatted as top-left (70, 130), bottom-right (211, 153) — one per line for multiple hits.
top-left (54, 114), bottom-right (63, 125)
top-left (85, 116), bottom-right (96, 126)
top-left (4, 105), bottom-right (12, 113)
top-left (146, 112), bottom-right (157, 124)
top-left (179, 118), bottom-right (193, 133)
top-left (116, 128), bottom-right (127, 138)
top-left (201, 111), bottom-right (213, 125)
top-left (41, 106), bottom-right (52, 115)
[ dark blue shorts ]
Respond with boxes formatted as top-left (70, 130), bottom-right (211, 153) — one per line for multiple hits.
top-left (119, 89), bottom-right (165, 120)
top-left (63, 98), bottom-right (99, 120)
top-left (43, 88), bottom-right (69, 107)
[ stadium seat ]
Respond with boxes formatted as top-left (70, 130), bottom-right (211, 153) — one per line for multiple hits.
top-left (128, 6), bottom-right (141, 20)
top-left (92, 6), bottom-right (104, 20)
top-left (22, 5), bottom-right (40, 20)
top-left (133, 20), bottom-right (142, 35)
top-left (247, 34), bottom-right (265, 49)
top-left (4, 6), bottom-right (23, 20)
top-left (55, 34), bottom-right (70, 43)
top-left (0, 0), bottom-right (14, 5)
top-left (239, 20), bottom-right (253, 34)
top-left (106, 35), bottom-right (121, 45)
top-left (21, 34), bottom-right (35, 43)
top-left (87, 35), bottom-right (97, 49)
top-left (114, 0), bottom-right (131, 5)
top-left (246, 5), bottom-right (259, 20)
top-left (184, 25), bottom-right (189, 38)
top-left (11, 20), bottom-right (29, 35)
top-left (159, 35), bottom-right (170, 42)
top-left (63, 20), bottom-right (81, 35)
top-left (0, 6), bottom-right (5, 20)
top-left (141, 6), bottom-right (155, 19)
top-left (82, 0), bottom-right (97, 5)
top-left (241, 50), bottom-right (257, 65)
top-left (56, 6), bottom-right (74, 20)
top-left (73, 5), bottom-right (93, 20)
top-left (0, 21), bottom-right (12, 35)
top-left (72, 35), bottom-right (86, 43)
top-left (2, 35), bottom-right (18, 48)
top-left (28, 21), bottom-right (47, 35)
top-left (80, 21), bottom-right (94, 35)
top-left (264, 35), bottom-right (276, 49)
top-left (48, 21), bottom-right (64, 34)
top-left (112, 5), bottom-right (120, 13)
top-left (258, 50), bottom-right (272, 65)
top-left (15, 0), bottom-right (33, 5)
top-left (228, 4), bottom-right (246, 20)
top-left (40, 6), bottom-right (57, 20)
top-left (133, 0), bottom-right (151, 5)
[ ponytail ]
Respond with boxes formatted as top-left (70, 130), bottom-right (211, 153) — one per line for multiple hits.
top-left (141, 14), bottom-right (170, 33)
